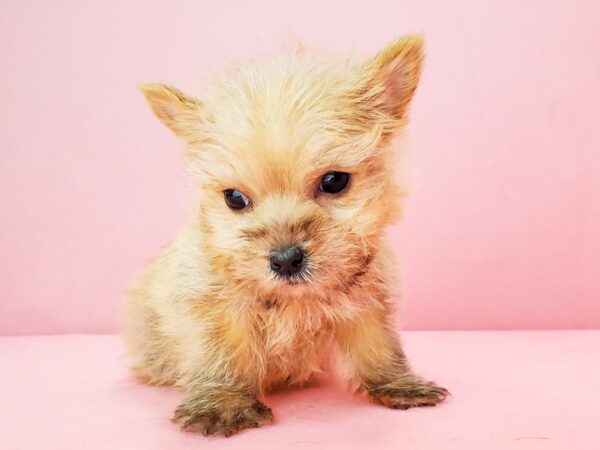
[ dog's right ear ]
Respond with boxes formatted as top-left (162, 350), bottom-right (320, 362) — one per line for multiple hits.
top-left (140, 83), bottom-right (204, 140)
top-left (355, 35), bottom-right (424, 136)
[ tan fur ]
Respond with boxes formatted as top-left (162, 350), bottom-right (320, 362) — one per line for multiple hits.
top-left (124, 35), bottom-right (448, 437)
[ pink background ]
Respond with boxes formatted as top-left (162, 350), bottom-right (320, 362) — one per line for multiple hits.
top-left (1, 0), bottom-right (599, 335)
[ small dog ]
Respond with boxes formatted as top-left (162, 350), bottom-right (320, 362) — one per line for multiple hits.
top-left (124, 35), bottom-right (448, 437)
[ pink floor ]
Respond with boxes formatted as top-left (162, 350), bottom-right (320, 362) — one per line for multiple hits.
top-left (2, 331), bottom-right (599, 450)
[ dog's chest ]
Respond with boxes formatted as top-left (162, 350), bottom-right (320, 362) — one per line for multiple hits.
top-left (259, 304), bottom-right (332, 390)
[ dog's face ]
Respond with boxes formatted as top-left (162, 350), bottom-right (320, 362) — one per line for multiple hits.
top-left (142, 36), bottom-right (423, 301)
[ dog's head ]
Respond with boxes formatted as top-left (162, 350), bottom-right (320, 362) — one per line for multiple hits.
top-left (141, 36), bottom-right (423, 301)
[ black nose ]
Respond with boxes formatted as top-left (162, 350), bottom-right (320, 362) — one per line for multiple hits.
top-left (269, 246), bottom-right (305, 277)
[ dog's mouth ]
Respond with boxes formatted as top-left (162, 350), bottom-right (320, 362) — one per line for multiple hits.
top-left (271, 268), bottom-right (312, 285)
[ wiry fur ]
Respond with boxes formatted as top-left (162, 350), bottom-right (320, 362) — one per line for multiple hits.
top-left (124, 35), bottom-right (448, 437)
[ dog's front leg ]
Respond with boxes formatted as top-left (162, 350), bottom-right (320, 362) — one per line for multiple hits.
top-left (336, 309), bottom-right (449, 409)
top-left (173, 382), bottom-right (272, 437)
top-left (171, 314), bottom-right (272, 437)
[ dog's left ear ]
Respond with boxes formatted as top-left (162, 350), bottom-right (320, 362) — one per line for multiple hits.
top-left (140, 83), bottom-right (205, 141)
top-left (359, 35), bottom-right (424, 128)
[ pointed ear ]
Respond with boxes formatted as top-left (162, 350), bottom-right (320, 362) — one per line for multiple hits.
top-left (140, 83), bottom-right (204, 140)
top-left (359, 35), bottom-right (424, 127)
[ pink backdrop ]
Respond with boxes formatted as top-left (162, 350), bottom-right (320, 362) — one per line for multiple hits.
top-left (1, 0), bottom-right (599, 335)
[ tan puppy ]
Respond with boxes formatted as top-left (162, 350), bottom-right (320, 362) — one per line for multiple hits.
top-left (124, 35), bottom-right (448, 437)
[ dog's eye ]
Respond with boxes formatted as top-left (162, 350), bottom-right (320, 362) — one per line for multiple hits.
top-left (224, 189), bottom-right (251, 210)
top-left (319, 171), bottom-right (350, 194)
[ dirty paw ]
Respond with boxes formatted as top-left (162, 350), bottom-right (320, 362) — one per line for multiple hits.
top-left (172, 398), bottom-right (273, 437)
top-left (368, 377), bottom-right (449, 410)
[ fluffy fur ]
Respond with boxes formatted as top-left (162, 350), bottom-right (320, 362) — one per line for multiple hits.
top-left (124, 35), bottom-right (448, 437)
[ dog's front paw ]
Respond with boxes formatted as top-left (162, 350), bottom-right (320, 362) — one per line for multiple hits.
top-left (173, 396), bottom-right (273, 437)
top-left (367, 376), bottom-right (449, 410)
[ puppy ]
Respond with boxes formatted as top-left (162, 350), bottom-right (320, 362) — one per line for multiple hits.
top-left (124, 35), bottom-right (448, 437)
